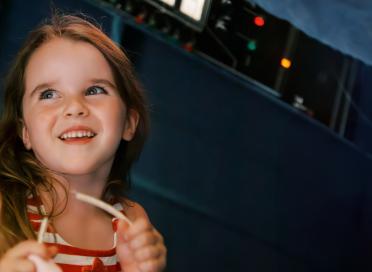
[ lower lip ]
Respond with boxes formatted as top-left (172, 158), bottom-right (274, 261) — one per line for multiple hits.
top-left (60, 137), bottom-right (94, 145)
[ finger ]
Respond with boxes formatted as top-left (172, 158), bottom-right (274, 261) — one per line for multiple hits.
top-left (153, 229), bottom-right (164, 244)
top-left (126, 218), bottom-right (153, 240)
top-left (138, 259), bottom-right (164, 272)
top-left (157, 253), bottom-right (167, 272)
top-left (13, 259), bottom-right (35, 272)
top-left (117, 219), bottom-right (130, 232)
top-left (158, 254), bottom-right (167, 272)
top-left (134, 244), bottom-right (162, 262)
top-left (47, 245), bottom-right (59, 258)
top-left (6, 240), bottom-right (49, 260)
top-left (117, 220), bottom-right (131, 241)
top-left (130, 232), bottom-right (158, 250)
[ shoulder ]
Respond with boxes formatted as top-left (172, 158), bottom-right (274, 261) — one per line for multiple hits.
top-left (120, 199), bottom-right (149, 222)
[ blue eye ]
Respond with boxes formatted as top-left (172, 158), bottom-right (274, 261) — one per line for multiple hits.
top-left (39, 89), bottom-right (58, 100)
top-left (86, 86), bottom-right (107, 96)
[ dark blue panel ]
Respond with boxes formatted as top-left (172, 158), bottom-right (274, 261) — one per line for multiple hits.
top-left (124, 24), bottom-right (370, 271)
top-left (0, 0), bottom-right (114, 98)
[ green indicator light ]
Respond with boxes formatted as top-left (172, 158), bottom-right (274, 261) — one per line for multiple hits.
top-left (247, 40), bottom-right (257, 51)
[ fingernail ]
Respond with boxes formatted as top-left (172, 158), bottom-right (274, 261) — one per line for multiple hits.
top-left (48, 246), bottom-right (58, 257)
top-left (122, 220), bottom-right (130, 228)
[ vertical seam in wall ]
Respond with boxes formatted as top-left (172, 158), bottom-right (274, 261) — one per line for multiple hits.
top-left (110, 13), bottom-right (122, 44)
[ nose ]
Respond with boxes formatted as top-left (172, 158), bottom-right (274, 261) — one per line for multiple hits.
top-left (63, 97), bottom-right (89, 118)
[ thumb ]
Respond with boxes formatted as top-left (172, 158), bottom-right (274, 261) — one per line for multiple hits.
top-left (117, 219), bottom-right (130, 242)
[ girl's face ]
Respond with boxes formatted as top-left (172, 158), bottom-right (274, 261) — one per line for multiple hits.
top-left (22, 38), bottom-right (138, 178)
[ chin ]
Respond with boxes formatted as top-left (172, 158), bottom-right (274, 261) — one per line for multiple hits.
top-left (47, 163), bottom-right (104, 177)
top-left (38, 156), bottom-right (113, 179)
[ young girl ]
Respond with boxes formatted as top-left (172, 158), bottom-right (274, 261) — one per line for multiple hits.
top-left (0, 14), bottom-right (166, 272)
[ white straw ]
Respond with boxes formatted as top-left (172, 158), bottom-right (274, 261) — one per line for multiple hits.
top-left (37, 217), bottom-right (49, 243)
top-left (74, 191), bottom-right (132, 226)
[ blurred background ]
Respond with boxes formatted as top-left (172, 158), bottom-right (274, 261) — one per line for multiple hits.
top-left (1, 0), bottom-right (372, 271)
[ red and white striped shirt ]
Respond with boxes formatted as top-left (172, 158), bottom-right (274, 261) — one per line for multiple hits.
top-left (27, 195), bottom-right (122, 272)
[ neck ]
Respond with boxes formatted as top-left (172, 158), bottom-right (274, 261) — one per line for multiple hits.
top-left (38, 169), bottom-right (110, 218)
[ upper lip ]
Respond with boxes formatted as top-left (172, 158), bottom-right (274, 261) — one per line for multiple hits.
top-left (58, 125), bottom-right (97, 139)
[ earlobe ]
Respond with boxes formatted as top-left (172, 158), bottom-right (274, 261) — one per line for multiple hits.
top-left (21, 122), bottom-right (32, 150)
top-left (122, 109), bottom-right (140, 141)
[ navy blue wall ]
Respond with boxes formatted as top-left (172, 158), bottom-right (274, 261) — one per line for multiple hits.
top-left (0, 0), bottom-right (114, 89)
top-left (0, 1), bottom-right (371, 271)
top-left (123, 24), bottom-right (371, 271)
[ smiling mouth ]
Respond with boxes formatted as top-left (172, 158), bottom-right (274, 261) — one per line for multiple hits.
top-left (59, 130), bottom-right (97, 141)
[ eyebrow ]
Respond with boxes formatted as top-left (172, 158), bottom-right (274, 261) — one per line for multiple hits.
top-left (29, 79), bottom-right (117, 97)
top-left (90, 79), bottom-right (117, 89)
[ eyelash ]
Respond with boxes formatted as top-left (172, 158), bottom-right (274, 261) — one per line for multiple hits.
top-left (39, 86), bottom-right (108, 100)
top-left (39, 89), bottom-right (57, 100)
top-left (85, 86), bottom-right (108, 96)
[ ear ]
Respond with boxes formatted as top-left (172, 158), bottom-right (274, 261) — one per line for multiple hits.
top-left (122, 109), bottom-right (140, 141)
top-left (21, 121), bottom-right (32, 150)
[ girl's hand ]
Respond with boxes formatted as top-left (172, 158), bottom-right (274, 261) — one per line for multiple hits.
top-left (116, 218), bottom-right (167, 272)
top-left (0, 240), bottom-right (57, 272)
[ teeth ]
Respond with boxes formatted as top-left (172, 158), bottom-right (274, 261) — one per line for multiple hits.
top-left (60, 130), bottom-right (96, 140)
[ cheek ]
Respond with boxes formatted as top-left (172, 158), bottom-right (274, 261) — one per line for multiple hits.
top-left (101, 103), bottom-right (127, 134)
top-left (26, 110), bottom-right (58, 140)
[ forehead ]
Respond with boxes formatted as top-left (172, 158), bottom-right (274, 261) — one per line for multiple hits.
top-left (24, 38), bottom-right (114, 92)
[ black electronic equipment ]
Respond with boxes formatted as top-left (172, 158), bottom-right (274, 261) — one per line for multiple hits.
top-left (143, 0), bottom-right (212, 31)
top-left (96, 0), bottom-right (357, 130)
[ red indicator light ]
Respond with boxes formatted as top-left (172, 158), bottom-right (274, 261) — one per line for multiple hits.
top-left (182, 42), bottom-right (194, 52)
top-left (135, 13), bottom-right (146, 24)
top-left (254, 16), bottom-right (265, 27)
